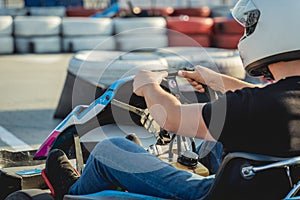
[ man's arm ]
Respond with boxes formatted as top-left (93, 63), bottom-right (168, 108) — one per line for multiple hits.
top-left (133, 70), bottom-right (215, 140)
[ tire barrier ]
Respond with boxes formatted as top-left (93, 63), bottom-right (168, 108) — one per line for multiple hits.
top-left (167, 16), bottom-right (214, 35)
top-left (61, 17), bottom-right (114, 52)
top-left (54, 50), bottom-right (168, 118)
top-left (212, 34), bottom-right (242, 49)
top-left (62, 17), bottom-right (113, 36)
top-left (155, 47), bottom-right (246, 79)
top-left (66, 7), bottom-right (102, 17)
top-left (113, 17), bottom-right (167, 51)
top-left (213, 17), bottom-right (244, 34)
top-left (29, 6), bottom-right (66, 17)
top-left (168, 32), bottom-right (211, 47)
top-left (62, 36), bottom-right (116, 52)
top-left (15, 36), bottom-right (61, 53)
top-left (212, 17), bottom-right (243, 49)
top-left (3, 14), bottom-right (247, 54)
top-left (14, 16), bottom-right (61, 37)
top-left (0, 36), bottom-right (14, 54)
top-left (116, 34), bottom-right (168, 51)
top-left (0, 16), bottom-right (13, 35)
top-left (210, 5), bottom-right (233, 17)
top-left (167, 16), bottom-right (214, 48)
top-left (0, 16), bottom-right (14, 53)
top-left (172, 7), bottom-right (211, 17)
top-left (114, 17), bottom-right (167, 35)
top-left (68, 50), bottom-right (168, 87)
top-left (188, 35), bottom-right (211, 47)
top-left (0, 8), bottom-right (28, 17)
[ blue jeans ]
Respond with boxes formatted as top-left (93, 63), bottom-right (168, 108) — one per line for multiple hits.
top-left (68, 137), bottom-right (219, 200)
top-left (196, 140), bottom-right (224, 175)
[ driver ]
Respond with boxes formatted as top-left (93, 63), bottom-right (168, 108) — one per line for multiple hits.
top-left (45, 0), bottom-right (300, 199)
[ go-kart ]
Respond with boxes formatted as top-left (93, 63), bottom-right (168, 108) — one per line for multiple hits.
top-left (4, 71), bottom-right (300, 200)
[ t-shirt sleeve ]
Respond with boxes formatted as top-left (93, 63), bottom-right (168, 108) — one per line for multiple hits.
top-left (202, 88), bottom-right (254, 147)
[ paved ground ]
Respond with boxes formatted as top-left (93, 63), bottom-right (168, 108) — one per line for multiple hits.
top-left (0, 53), bottom-right (72, 151)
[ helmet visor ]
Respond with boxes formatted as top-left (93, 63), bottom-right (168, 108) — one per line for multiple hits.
top-left (231, 0), bottom-right (259, 27)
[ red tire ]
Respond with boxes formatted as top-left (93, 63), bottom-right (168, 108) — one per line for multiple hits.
top-left (66, 7), bottom-right (102, 17)
top-left (212, 34), bottom-right (243, 49)
top-left (172, 7), bottom-right (211, 17)
top-left (146, 8), bottom-right (175, 16)
top-left (168, 33), bottom-right (211, 47)
top-left (167, 16), bottom-right (214, 35)
top-left (188, 34), bottom-right (211, 47)
top-left (213, 17), bottom-right (244, 34)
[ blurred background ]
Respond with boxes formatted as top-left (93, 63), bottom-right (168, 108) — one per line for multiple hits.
top-left (0, 0), bottom-right (248, 152)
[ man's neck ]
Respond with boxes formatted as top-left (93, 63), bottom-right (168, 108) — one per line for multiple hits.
top-left (269, 60), bottom-right (300, 81)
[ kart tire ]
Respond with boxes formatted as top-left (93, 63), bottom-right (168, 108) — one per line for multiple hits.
top-left (213, 17), bottom-right (244, 34)
top-left (15, 36), bottom-right (61, 53)
top-left (114, 17), bottom-right (167, 34)
top-left (116, 34), bottom-right (168, 51)
top-left (5, 189), bottom-right (53, 200)
top-left (172, 7), bottom-right (211, 17)
top-left (212, 34), bottom-right (243, 49)
top-left (167, 16), bottom-right (214, 35)
top-left (29, 6), bottom-right (66, 17)
top-left (62, 36), bottom-right (116, 52)
top-left (14, 16), bottom-right (61, 37)
top-left (62, 17), bottom-right (113, 36)
top-left (0, 36), bottom-right (14, 54)
top-left (0, 16), bottom-right (13, 35)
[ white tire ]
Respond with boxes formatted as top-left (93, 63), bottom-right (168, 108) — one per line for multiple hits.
top-left (15, 37), bottom-right (29, 53)
top-left (69, 50), bottom-right (168, 87)
top-left (156, 47), bottom-right (246, 79)
top-left (0, 16), bottom-right (13, 35)
top-left (15, 36), bottom-right (61, 53)
top-left (0, 36), bottom-right (13, 53)
top-left (62, 36), bottom-right (116, 52)
top-left (29, 7), bottom-right (66, 17)
top-left (14, 16), bottom-right (61, 37)
top-left (0, 8), bottom-right (28, 17)
top-left (114, 17), bottom-right (167, 34)
top-left (116, 34), bottom-right (168, 52)
top-left (62, 17), bottom-right (113, 36)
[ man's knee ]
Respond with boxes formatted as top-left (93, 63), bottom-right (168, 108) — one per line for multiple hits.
top-left (92, 137), bottom-right (146, 156)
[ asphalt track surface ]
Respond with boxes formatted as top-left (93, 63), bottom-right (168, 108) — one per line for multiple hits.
top-left (0, 53), bottom-right (72, 151)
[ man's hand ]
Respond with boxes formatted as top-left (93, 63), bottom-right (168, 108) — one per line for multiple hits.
top-left (178, 66), bottom-right (224, 93)
top-left (133, 70), bottom-right (168, 97)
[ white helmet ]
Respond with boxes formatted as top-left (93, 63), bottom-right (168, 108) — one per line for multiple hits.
top-left (232, 0), bottom-right (300, 79)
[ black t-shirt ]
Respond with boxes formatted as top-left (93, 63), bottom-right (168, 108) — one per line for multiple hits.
top-left (202, 76), bottom-right (300, 157)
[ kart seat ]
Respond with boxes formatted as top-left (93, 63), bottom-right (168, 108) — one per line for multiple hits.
top-left (200, 152), bottom-right (300, 200)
